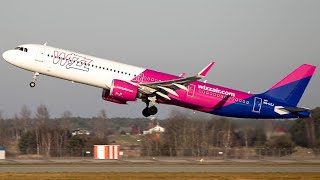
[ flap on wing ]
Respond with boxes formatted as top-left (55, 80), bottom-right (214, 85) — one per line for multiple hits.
top-left (138, 62), bottom-right (215, 98)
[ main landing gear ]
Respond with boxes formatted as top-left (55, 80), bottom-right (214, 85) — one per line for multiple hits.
top-left (142, 96), bottom-right (158, 117)
top-left (30, 72), bottom-right (39, 88)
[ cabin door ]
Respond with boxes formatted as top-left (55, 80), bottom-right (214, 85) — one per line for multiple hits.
top-left (252, 97), bottom-right (262, 113)
top-left (35, 47), bottom-right (45, 62)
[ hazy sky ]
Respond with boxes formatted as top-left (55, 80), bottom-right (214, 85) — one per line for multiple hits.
top-left (0, 0), bottom-right (319, 119)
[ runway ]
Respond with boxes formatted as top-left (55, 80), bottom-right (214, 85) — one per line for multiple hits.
top-left (0, 165), bottom-right (320, 172)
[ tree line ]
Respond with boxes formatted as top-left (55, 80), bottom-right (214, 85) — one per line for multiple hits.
top-left (0, 105), bottom-right (319, 157)
top-left (141, 108), bottom-right (320, 157)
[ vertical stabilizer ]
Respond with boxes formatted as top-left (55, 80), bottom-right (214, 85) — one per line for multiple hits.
top-left (261, 64), bottom-right (316, 106)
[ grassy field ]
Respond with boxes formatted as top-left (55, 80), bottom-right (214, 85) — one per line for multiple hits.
top-left (0, 172), bottom-right (320, 180)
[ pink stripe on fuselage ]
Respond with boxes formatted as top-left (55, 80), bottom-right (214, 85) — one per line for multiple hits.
top-left (270, 64), bottom-right (316, 90)
top-left (131, 69), bottom-right (253, 112)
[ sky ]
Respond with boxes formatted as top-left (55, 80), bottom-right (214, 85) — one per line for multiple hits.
top-left (0, 0), bottom-right (319, 119)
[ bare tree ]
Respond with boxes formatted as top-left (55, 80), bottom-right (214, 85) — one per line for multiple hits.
top-left (94, 109), bottom-right (108, 139)
top-left (19, 105), bottom-right (32, 133)
top-left (34, 104), bottom-right (51, 156)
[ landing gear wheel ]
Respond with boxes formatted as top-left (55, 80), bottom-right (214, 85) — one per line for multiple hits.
top-left (148, 106), bottom-right (158, 115)
top-left (30, 82), bottom-right (36, 88)
top-left (142, 108), bottom-right (150, 117)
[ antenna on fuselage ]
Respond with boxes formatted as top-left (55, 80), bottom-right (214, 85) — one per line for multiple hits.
top-left (44, 42), bottom-right (47, 46)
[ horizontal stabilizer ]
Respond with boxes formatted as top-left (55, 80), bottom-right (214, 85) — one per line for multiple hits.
top-left (279, 107), bottom-right (310, 113)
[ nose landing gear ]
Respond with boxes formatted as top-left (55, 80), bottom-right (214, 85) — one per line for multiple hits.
top-left (30, 72), bottom-right (40, 88)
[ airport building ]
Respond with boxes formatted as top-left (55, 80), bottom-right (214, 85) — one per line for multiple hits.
top-left (0, 146), bottom-right (5, 159)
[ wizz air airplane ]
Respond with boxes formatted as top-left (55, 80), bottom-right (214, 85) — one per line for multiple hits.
top-left (2, 44), bottom-right (316, 119)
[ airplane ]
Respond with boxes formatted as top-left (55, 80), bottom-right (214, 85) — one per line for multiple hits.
top-left (2, 43), bottom-right (316, 119)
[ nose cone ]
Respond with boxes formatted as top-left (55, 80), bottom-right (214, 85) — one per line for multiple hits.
top-left (2, 50), bottom-right (15, 63)
top-left (2, 51), bottom-right (10, 61)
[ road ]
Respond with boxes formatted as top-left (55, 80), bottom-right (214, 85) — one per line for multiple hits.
top-left (1, 159), bottom-right (320, 172)
top-left (1, 165), bottom-right (320, 172)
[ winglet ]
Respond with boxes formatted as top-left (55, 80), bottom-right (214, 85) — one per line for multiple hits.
top-left (178, 73), bottom-right (185, 78)
top-left (198, 62), bottom-right (215, 77)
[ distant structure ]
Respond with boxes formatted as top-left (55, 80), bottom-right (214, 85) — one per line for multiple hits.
top-left (143, 125), bottom-right (165, 135)
top-left (0, 147), bottom-right (5, 160)
top-left (72, 128), bottom-right (90, 136)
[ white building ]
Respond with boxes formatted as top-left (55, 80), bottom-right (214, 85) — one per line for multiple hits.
top-left (0, 147), bottom-right (5, 160)
top-left (143, 125), bottom-right (165, 135)
top-left (72, 128), bottom-right (90, 136)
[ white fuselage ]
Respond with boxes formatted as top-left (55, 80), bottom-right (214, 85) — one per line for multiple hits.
top-left (4, 44), bottom-right (145, 89)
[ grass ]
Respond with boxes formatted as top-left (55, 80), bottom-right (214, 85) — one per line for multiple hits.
top-left (0, 172), bottom-right (320, 180)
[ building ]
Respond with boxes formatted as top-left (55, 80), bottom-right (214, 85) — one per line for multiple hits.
top-left (94, 145), bottom-right (121, 159)
top-left (0, 147), bottom-right (5, 160)
top-left (71, 128), bottom-right (90, 136)
top-left (143, 125), bottom-right (165, 135)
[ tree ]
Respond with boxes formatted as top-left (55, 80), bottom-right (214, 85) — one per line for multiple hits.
top-left (19, 131), bottom-right (36, 154)
top-left (19, 105), bottom-right (32, 133)
top-left (290, 108), bottom-right (320, 148)
top-left (94, 109), bottom-right (108, 139)
top-left (260, 135), bottom-right (295, 156)
top-left (34, 104), bottom-right (51, 156)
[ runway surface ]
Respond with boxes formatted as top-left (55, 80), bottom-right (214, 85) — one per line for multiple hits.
top-left (0, 165), bottom-right (320, 172)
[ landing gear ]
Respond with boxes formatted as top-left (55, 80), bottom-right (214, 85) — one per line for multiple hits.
top-left (29, 82), bottom-right (36, 87)
top-left (142, 95), bottom-right (158, 117)
top-left (142, 106), bottom-right (158, 117)
top-left (30, 72), bottom-right (40, 88)
top-left (142, 107), bottom-right (150, 117)
top-left (149, 106), bottom-right (158, 115)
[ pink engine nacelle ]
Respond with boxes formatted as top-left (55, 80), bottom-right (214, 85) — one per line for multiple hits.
top-left (102, 79), bottom-right (138, 104)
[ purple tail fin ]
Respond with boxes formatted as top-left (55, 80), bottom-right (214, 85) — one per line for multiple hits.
top-left (261, 64), bottom-right (316, 106)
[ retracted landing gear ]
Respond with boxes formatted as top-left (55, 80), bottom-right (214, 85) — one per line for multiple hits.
top-left (142, 96), bottom-right (158, 117)
top-left (30, 72), bottom-right (40, 88)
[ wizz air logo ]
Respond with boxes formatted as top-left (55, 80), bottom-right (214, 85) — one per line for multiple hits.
top-left (198, 85), bottom-right (236, 97)
top-left (53, 51), bottom-right (92, 72)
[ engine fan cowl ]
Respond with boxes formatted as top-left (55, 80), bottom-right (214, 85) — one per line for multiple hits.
top-left (109, 79), bottom-right (138, 101)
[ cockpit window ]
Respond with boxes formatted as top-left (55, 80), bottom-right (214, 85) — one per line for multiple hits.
top-left (14, 47), bottom-right (28, 52)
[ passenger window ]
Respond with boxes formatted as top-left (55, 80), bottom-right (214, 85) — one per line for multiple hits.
top-left (24, 48), bottom-right (28, 52)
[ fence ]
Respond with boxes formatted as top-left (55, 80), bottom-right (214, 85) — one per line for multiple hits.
top-left (4, 147), bottom-right (320, 160)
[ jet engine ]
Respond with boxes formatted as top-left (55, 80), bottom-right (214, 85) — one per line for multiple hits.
top-left (102, 79), bottom-right (138, 104)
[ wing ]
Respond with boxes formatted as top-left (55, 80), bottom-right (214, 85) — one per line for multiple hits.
top-left (138, 62), bottom-right (214, 100)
